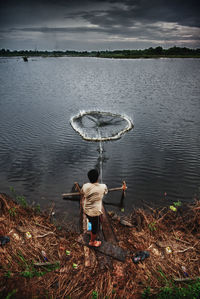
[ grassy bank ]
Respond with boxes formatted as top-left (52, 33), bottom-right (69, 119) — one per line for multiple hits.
top-left (0, 193), bottom-right (200, 298)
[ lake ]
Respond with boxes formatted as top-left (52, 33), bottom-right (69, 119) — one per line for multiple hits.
top-left (0, 57), bottom-right (200, 225)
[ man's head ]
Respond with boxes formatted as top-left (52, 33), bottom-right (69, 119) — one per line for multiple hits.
top-left (88, 169), bottom-right (99, 183)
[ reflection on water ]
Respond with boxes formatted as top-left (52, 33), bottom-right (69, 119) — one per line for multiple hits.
top-left (0, 57), bottom-right (200, 223)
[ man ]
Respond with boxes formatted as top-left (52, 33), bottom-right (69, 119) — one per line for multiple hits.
top-left (82, 169), bottom-right (108, 247)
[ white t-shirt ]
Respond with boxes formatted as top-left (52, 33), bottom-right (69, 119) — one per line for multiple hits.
top-left (82, 182), bottom-right (108, 217)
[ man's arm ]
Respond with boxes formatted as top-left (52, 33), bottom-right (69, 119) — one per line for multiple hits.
top-left (104, 185), bottom-right (108, 195)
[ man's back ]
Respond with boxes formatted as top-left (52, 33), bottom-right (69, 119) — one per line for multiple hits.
top-left (82, 182), bottom-right (108, 217)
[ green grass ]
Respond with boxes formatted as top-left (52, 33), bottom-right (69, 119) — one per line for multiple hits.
top-left (5, 289), bottom-right (17, 299)
top-left (148, 221), bottom-right (157, 232)
top-left (142, 277), bottom-right (200, 298)
top-left (92, 291), bottom-right (98, 299)
top-left (9, 186), bottom-right (28, 207)
top-left (173, 201), bottom-right (182, 207)
top-left (4, 270), bottom-right (11, 278)
top-left (8, 207), bottom-right (17, 217)
top-left (34, 203), bottom-right (41, 213)
top-left (13, 251), bottom-right (60, 278)
top-left (157, 279), bottom-right (200, 299)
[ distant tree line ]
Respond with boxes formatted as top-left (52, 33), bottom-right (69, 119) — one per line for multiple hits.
top-left (0, 46), bottom-right (200, 58)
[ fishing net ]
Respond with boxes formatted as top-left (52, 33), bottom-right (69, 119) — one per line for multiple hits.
top-left (70, 111), bottom-right (133, 141)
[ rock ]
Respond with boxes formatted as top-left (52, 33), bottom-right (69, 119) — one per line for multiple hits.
top-left (13, 233), bottom-right (20, 241)
top-left (136, 215), bottom-right (142, 231)
top-left (107, 211), bottom-right (115, 217)
top-left (152, 247), bottom-right (160, 256)
top-left (112, 214), bottom-right (120, 221)
top-left (120, 219), bottom-right (133, 227)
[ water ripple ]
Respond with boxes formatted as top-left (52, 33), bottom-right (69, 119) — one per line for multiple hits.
top-left (0, 57), bottom-right (200, 211)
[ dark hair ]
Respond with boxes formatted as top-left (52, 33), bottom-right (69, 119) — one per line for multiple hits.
top-left (88, 169), bottom-right (99, 183)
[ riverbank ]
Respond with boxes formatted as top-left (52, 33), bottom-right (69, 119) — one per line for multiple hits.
top-left (1, 46), bottom-right (200, 59)
top-left (1, 54), bottom-right (200, 59)
top-left (0, 193), bottom-right (200, 298)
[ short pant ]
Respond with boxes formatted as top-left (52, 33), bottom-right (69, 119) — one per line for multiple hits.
top-left (86, 214), bottom-right (100, 234)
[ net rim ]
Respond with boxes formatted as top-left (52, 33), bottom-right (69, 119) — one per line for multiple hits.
top-left (70, 110), bottom-right (134, 141)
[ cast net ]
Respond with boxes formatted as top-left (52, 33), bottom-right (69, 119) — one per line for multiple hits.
top-left (70, 110), bottom-right (133, 141)
top-left (70, 110), bottom-right (133, 182)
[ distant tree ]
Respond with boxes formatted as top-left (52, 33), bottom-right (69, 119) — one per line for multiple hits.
top-left (96, 51), bottom-right (100, 57)
top-left (145, 47), bottom-right (154, 55)
top-left (0, 46), bottom-right (199, 58)
top-left (166, 46), bottom-right (181, 55)
top-left (154, 46), bottom-right (163, 55)
top-left (0, 49), bottom-right (6, 54)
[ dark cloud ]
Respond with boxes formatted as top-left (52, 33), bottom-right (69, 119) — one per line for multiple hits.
top-left (63, 0), bottom-right (200, 28)
top-left (0, 0), bottom-right (199, 50)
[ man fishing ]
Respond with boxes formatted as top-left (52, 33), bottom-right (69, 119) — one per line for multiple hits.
top-left (81, 169), bottom-right (108, 247)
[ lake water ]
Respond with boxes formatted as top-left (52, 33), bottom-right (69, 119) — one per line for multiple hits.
top-left (0, 57), bottom-right (200, 225)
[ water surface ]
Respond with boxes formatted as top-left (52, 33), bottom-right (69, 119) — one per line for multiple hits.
top-left (0, 57), bottom-right (200, 224)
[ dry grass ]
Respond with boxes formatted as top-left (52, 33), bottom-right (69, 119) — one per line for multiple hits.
top-left (111, 201), bottom-right (200, 296)
top-left (0, 193), bottom-right (200, 298)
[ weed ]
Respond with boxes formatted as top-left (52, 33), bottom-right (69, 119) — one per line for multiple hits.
top-left (92, 290), bottom-right (98, 299)
top-left (142, 286), bottom-right (151, 298)
top-left (5, 289), bottom-right (17, 299)
top-left (9, 207), bottom-right (17, 217)
top-left (4, 271), bottom-right (11, 278)
top-left (17, 253), bottom-right (60, 278)
top-left (9, 186), bottom-right (28, 207)
top-left (35, 203), bottom-right (41, 213)
top-left (16, 195), bottom-right (27, 207)
top-left (20, 270), bottom-right (34, 278)
top-left (141, 279), bottom-right (200, 298)
top-left (9, 186), bottom-right (16, 197)
top-left (157, 278), bottom-right (200, 298)
top-left (17, 251), bottom-right (28, 265)
top-left (173, 201), bottom-right (182, 207)
top-left (157, 266), bottom-right (170, 285)
top-left (148, 222), bottom-right (157, 232)
top-left (20, 269), bottom-right (46, 278)
top-left (112, 288), bottom-right (116, 294)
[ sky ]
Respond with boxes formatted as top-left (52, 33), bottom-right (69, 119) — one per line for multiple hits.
top-left (0, 0), bottom-right (199, 51)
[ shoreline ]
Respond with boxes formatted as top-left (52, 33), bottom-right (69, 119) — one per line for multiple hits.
top-left (1, 192), bottom-right (200, 298)
top-left (1, 46), bottom-right (200, 59)
top-left (1, 54), bottom-right (200, 59)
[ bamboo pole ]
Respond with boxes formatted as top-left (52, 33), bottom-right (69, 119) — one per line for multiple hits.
top-left (62, 192), bottom-right (81, 198)
top-left (62, 182), bottom-right (127, 199)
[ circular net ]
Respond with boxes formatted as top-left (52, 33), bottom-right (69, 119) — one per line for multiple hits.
top-left (70, 111), bottom-right (133, 141)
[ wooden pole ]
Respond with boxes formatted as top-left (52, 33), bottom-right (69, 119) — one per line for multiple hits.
top-left (62, 192), bottom-right (81, 198)
top-left (62, 181), bottom-right (127, 199)
top-left (120, 181), bottom-right (127, 208)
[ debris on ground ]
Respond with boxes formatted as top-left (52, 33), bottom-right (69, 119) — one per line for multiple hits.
top-left (0, 193), bottom-right (200, 298)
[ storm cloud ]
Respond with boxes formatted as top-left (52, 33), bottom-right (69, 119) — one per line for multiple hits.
top-left (0, 0), bottom-right (199, 50)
